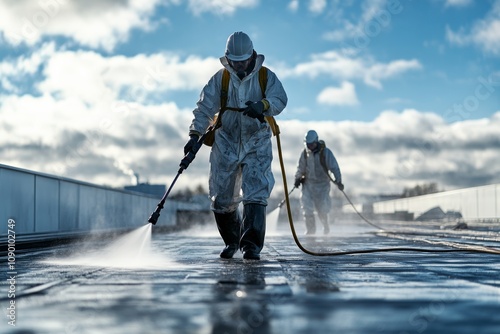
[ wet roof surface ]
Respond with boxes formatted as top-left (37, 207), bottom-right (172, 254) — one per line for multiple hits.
top-left (4, 219), bottom-right (500, 334)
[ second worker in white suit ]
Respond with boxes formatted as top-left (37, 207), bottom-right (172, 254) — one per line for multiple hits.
top-left (294, 130), bottom-right (344, 235)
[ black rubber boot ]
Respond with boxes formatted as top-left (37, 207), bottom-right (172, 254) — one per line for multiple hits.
top-left (240, 204), bottom-right (266, 260)
top-left (304, 214), bottom-right (316, 235)
top-left (214, 210), bottom-right (241, 259)
top-left (318, 213), bottom-right (329, 235)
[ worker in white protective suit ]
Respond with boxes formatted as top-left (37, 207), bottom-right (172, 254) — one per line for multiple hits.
top-left (294, 130), bottom-right (344, 235)
top-left (184, 31), bottom-right (288, 260)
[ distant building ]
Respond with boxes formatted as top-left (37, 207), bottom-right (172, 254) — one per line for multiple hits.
top-left (122, 173), bottom-right (165, 198)
top-left (124, 183), bottom-right (165, 198)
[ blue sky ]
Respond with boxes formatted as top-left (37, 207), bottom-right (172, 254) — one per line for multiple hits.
top-left (1, 0), bottom-right (499, 196)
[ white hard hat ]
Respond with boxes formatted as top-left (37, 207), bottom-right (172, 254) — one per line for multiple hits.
top-left (225, 32), bottom-right (254, 61)
top-left (305, 130), bottom-right (318, 144)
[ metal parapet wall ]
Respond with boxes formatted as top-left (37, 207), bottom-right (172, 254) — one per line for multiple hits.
top-left (0, 164), bottom-right (176, 243)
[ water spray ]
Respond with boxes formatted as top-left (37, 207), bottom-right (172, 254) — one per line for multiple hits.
top-left (148, 131), bottom-right (209, 225)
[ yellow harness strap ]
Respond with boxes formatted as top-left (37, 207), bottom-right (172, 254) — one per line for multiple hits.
top-left (220, 66), bottom-right (279, 136)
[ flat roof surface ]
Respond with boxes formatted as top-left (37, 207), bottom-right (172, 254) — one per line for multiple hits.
top-left (3, 217), bottom-right (500, 334)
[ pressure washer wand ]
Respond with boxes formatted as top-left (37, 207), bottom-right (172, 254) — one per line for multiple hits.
top-left (278, 186), bottom-right (296, 208)
top-left (148, 132), bottom-right (207, 225)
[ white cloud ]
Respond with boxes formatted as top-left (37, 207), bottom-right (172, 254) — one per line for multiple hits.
top-left (0, 0), bottom-right (161, 51)
top-left (444, 0), bottom-right (473, 7)
top-left (446, 0), bottom-right (500, 55)
top-left (281, 50), bottom-right (422, 89)
top-left (286, 0), bottom-right (328, 14)
top-left (187, 0), bottom-right (259, 15)
top-left (0, 91), bottom-right (195, 188)
top-left (0, 46), bottom-right (221, 105)
top-left (317, 81), bottom-right (359, 106)
top-left (364, 59), bottom-right (422, 88)
top-left (322, 0), bottom-right (390, 43)
top-left (309, 0), bottom-right (327, 13)
top-left (288, 0), bottom-right (299, 12)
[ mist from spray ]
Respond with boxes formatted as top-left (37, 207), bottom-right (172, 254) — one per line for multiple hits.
top-left (266, 207), bottom-right (282, 236)
top-left (44, 224), bottom-right (177, 269)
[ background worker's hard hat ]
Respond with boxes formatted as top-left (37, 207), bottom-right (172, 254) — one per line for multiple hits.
top-left (225, 32), bottom-right (254, 61)
top-left (305, 130), bottom-right (318, 144)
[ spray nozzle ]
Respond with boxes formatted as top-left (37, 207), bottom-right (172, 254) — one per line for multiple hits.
top-left (148, 212), bottom-right (159, 225)
top-left (148, 203), bottom-right (163, 225)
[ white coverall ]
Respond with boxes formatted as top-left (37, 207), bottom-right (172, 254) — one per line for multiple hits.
top-left (189, 55), bottom-right (288, 213)
top-left (295, 144), bottom-right (342, 218)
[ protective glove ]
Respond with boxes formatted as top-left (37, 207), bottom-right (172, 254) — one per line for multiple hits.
top-left (243, 100), bottom-right (265, 123)
top-left (336, 181), bottom-right (344, 191)
top-left (183, 134), bottom-right (199, 154)
top-left (294, 177), bottom-right (304, 188)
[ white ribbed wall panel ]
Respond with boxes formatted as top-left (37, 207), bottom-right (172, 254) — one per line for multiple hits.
top-left (371, 184), bottom-right (499, 220)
